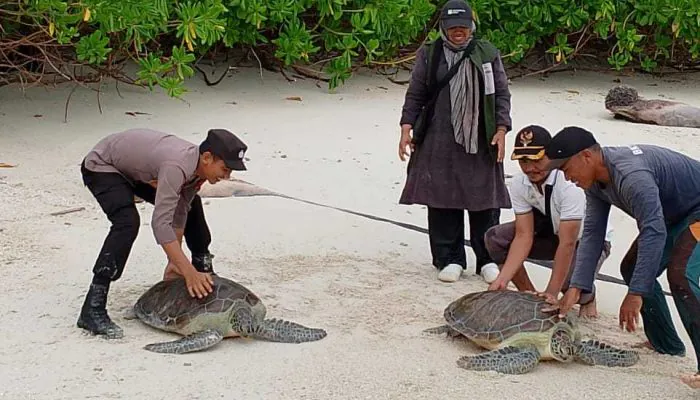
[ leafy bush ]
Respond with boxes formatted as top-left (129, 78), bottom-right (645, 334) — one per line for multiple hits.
top-left (0, 0), bottom-right (436, 95)
top-left (471, 0), bottom-right (700, 73)
top-left (0, 0), bottom-right (698, 97)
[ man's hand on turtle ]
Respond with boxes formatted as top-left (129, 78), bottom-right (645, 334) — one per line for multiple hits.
top-left (163, 263), bottom-right (181, 281)
top-left (542, 287), bottom-right (581, 317)
top-left (183, 268), bottom-right (214, 299)
top-left (535, 291), bottom-right (559, 305)
top-left (488, 276), bottom-right (508, 291)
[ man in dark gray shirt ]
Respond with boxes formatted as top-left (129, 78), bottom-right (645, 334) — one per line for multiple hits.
top-left (542, 126), bottom-right (700, 389)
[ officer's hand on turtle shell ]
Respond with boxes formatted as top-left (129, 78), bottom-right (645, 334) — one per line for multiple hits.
top-left (184, 269), bottom-right (214, 298)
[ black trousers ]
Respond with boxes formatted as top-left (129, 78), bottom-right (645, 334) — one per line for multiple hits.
top-left (81, 162), bottom-right (211, 284)
top-left (427, 207), bottom-right (501, 274)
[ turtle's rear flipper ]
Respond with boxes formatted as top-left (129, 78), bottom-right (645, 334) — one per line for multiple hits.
top-left (457, 345), bottom-right (540, 375)
top-left (252, 318), bottom-right (327, 343)
top-left (422, 324), bottom-right (460, 337)
top-left (423, 325), bottom-right (449, 334)
top-left (143, 329), bottom-right (224, 354)
top-left (576, 339), bottom-right (640, 367)
top-left (122, 306), bottom-right (137, 320)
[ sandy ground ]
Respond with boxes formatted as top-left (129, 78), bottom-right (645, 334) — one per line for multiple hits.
top-left (1, 64), bottom-right (700, 399)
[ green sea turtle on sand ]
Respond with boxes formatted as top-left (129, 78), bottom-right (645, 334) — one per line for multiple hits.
top-left (605, 85), bottom-right (700, 128)
top-left (424, 290), bottom-right (640, 374)
top-left (124, 275), bottom-right (327, 354)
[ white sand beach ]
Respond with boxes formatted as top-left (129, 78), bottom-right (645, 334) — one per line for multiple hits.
top-left (1, 65), bottom-right (700, 399)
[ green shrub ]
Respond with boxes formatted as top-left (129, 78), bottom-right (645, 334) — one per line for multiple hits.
top-left (471, 0), bottom-right (700, 72)
top-left (0, 0), bottom-right (698, 97)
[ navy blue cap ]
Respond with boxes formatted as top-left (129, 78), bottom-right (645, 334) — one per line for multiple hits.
top-left (440, 0), bottom-right (474, 29)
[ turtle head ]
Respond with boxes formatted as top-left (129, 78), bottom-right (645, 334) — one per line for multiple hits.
top-left (550, 327), bottom-right (577, 363)
top-left (605, 85), bottom-right (639, 110)
top-left (230, 305), bottom-right (255, 337)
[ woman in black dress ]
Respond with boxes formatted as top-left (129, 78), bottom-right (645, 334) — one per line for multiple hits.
top-left (397, 0), bottom-right (513, 283)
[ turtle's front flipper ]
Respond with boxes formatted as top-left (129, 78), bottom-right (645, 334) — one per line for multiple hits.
top-left (143, 329), bottom-right (224, 354)
top-left (575, 339), bottom-right (640, 367)
top-left (252, 318), bottom-right (327, 343)
top-left (457, 345), bottom-right (540, 375)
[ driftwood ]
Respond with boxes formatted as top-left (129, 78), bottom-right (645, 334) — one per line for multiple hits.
top-left (605, 85), bottom-right (700, 129)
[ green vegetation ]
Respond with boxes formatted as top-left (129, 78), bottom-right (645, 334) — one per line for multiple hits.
top-left (1, 0), bottom-right (698, 97)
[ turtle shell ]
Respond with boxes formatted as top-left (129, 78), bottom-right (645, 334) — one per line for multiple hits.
top-left (134, 275), bottom-right (262, 333)
top-left (444, 290), bottom-right (561, 348)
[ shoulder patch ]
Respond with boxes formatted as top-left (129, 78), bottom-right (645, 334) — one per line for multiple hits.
top-left (627, 145), bottom-right (644, 155)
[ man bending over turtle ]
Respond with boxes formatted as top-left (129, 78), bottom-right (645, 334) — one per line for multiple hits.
top-left (78, 128), bottom-right (248, 339)
top-left (484, 125), bottom-right (612, 318)
top-left (543, 126), bottom-right (700, 389)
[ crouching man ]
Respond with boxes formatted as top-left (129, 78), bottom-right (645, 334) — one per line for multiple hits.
top-left (543, 126), bottom-right (700, 389)
top-left (77, 128), bottom-right (248, 339)
top-left (484, 125), bottom-right (612, 318)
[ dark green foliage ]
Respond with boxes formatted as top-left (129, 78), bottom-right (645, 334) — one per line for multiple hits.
top-left (1, 0), bottom-right (698, 97)
top-left (472, 0), bottom-right (700, 72)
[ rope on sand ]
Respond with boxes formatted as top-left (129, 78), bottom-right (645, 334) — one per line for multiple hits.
top-left (200, 179), bottom-right (673, 297)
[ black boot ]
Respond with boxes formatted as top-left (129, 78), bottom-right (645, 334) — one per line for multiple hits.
top-left (76, 283), bottom-right (124, 339)
top-left (192, 252), bottom-right (216, 275)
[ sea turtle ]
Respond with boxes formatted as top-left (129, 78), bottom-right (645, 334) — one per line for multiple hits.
top-left (423, 290), bottom-right (640, 375)
top-left (124, 275), bottom-right (327, 354)
top-left (604, 85), bottom-right (700, 128)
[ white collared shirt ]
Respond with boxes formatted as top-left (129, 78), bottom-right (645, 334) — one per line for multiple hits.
top-left (509, 170), bottom-right (614, 241)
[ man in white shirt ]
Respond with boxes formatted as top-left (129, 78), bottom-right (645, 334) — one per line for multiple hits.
top-left (484, 125), bottom-right (613, 318)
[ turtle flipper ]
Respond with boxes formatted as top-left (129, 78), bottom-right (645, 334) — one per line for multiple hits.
top-left (122, 306), bottom-right (137, 320)
top-left (575, 339), bottom-right (640, 367)
top-left (143, 329), bottom-right (224, 354)
top-left (457, 345), bottom-right (540, 375)
top-left (251, 318), bottom-right (327, 343)
top-left (422, 324), bottom-right (461, 337)
top-left (423, 325), bottom-right (449, 334)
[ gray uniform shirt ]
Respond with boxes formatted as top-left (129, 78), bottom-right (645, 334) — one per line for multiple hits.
top-left (571, 144), bottom-right (700, 296)
top-left (83, 128), bottom-right (201, 245)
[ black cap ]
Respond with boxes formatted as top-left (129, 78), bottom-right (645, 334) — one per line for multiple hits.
top-left (511, 125), bottom-right (551, 161)
top-left (440, 0), bottom-right (474, 30)
top-left (545, 126), bottom-right (598, 162)
top-left (200, 128), bottom-right (248, 171)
